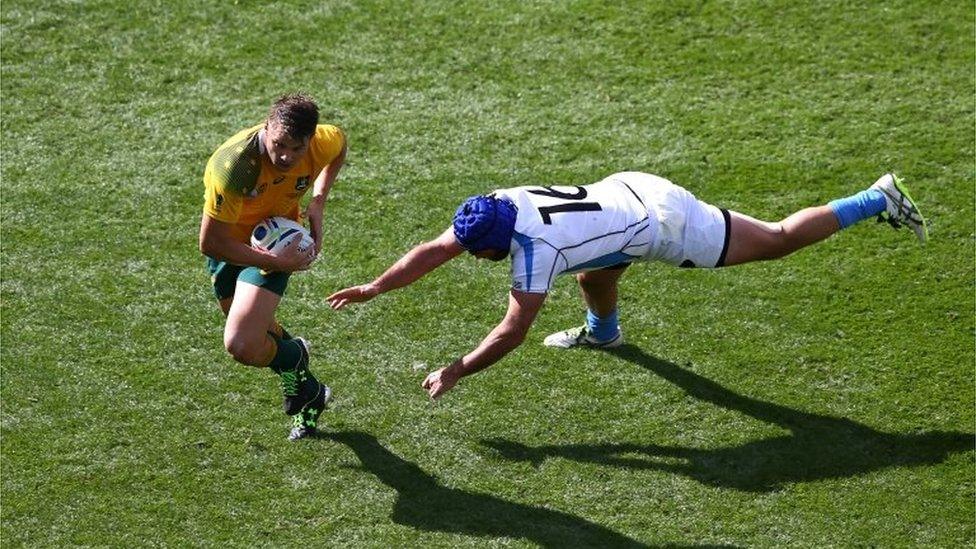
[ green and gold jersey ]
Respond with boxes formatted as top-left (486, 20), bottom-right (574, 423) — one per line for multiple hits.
top-left (203, 123), bottom-right (345, 243)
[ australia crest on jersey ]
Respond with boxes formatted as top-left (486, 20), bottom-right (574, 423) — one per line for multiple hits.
top-left (244, 182), bottom-right (268, 198)
top-left (295, 176), bottom-right (311, 192)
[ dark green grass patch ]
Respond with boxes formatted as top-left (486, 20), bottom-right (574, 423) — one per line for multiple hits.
top-left (2, 0), bottom-right (973, 546)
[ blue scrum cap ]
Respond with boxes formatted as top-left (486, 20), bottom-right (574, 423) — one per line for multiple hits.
top-left (452, 194), bottom-right (518, 253)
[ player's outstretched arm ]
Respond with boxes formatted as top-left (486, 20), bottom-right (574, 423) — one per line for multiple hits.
top-left (327, 226), bottom-right (464, 310)
top-left (423, 289), bottom-right (547, 399)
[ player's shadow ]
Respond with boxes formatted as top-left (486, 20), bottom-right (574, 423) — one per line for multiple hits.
top-left (483, 345), bottom-right (974, 493)
top-left (327, 430), bottom-right (733, 548)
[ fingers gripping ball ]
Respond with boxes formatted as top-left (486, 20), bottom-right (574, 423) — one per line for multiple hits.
top-left (250, 216), bottom-right (314, 256)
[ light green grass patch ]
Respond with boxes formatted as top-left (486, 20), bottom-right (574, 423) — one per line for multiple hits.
top-left (2, 0), bottom-right (973, 546)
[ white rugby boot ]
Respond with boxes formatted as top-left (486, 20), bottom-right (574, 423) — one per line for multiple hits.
top-left (543, 325), bottom-right (624, 349)
top-left (870, 173), bottom-right (928, 244)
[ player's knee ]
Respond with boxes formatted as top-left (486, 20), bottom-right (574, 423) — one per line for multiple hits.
top-left (224, 333), bottom-right (261, 365)
top-left (577, 272), bottom-right (609, 293)
top-left (757, 222), bottom-right (795, 260)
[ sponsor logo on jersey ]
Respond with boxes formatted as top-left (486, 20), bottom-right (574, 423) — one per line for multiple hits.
top-left (272, 176), bottom-right (285, 185)
top-left (295, 176), bottom-right (310, 191)
top-left (215, 193), bottom-right (224, 211)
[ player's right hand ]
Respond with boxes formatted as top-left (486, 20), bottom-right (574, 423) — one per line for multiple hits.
top-left (422, 367), bottom-right (458, 400)
top-left (327, 284), bottom-right (379, 310)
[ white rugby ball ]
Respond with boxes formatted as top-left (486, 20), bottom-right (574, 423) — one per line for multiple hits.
top-left (250, 216), bottom-right (314, 256)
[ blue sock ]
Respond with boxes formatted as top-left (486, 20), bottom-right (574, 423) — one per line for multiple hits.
top-left (828, 189), bottom-right (887, 229)
top-left (586, 308), bottom-right (619, 342)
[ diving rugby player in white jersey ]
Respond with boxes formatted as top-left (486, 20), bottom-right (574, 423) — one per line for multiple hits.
top-left (327, 171), bottom-right (926, 400)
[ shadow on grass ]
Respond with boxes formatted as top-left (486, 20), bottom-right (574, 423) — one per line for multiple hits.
top-left (483, 344), bottom-right (975, 493)
top-left (328, 430), bottom-right (733, 548)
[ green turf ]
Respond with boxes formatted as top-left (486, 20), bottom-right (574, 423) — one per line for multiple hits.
top-left (2, 0), bottom-right (974, 546)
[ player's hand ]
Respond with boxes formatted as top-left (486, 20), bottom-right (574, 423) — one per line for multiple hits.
top-left (305, 205), bottom-right (325, 256)
top-left (273, 238), bottom-right (316, 272)
top-left (327, 283), bottom-right (379, 310)
top-left (422, 367), bottom-right (459, 400)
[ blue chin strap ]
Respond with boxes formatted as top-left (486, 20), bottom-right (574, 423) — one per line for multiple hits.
top-left (452, 195), bottom-right (518, 253)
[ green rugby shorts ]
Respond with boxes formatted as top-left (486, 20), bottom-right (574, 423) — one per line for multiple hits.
top-left (206, 257), bottom-right (290, 300)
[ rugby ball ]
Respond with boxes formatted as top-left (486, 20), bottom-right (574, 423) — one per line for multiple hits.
top-left (250, 216), bottom-right (314, 256)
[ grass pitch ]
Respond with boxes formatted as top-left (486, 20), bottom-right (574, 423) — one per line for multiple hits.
top-left (2, 0), bottom-right (974, 547)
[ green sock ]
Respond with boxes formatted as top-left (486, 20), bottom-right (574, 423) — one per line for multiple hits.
top-left (266, 332), bottom-right (302, 375)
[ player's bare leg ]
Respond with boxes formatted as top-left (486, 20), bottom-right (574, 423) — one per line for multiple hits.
top-left (577, 266), bottom-right (627, 317)
top-left (544, 266), bottom-right (627, 349)
top-left (724, 173), bottom-right (927, 266)
top-left (576, 266), bottom-right (627, 317)
top-left (723, 206), bottom-right (840, 266)
top-left (224, 283), bottom-right (284, 366)
top-left (218, 296), bottom-right (292, 340)
top-left (224, 282), bottom-right (330, 438)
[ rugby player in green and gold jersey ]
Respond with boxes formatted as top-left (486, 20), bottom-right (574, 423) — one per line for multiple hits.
top-left (199, 93), bottom-right (346, 440)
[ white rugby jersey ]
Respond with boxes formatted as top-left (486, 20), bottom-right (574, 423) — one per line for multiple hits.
top-left (494, 173), bottom-right (667, 293)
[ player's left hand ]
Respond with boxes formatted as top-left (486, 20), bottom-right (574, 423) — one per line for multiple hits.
top-left (422, 367), bottom-right (458, 400)
top-left (305, 205), bottom-right (325, 256)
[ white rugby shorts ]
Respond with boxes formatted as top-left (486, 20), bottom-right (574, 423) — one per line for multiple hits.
top-left (616, 172), bottom-right (730, 268)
